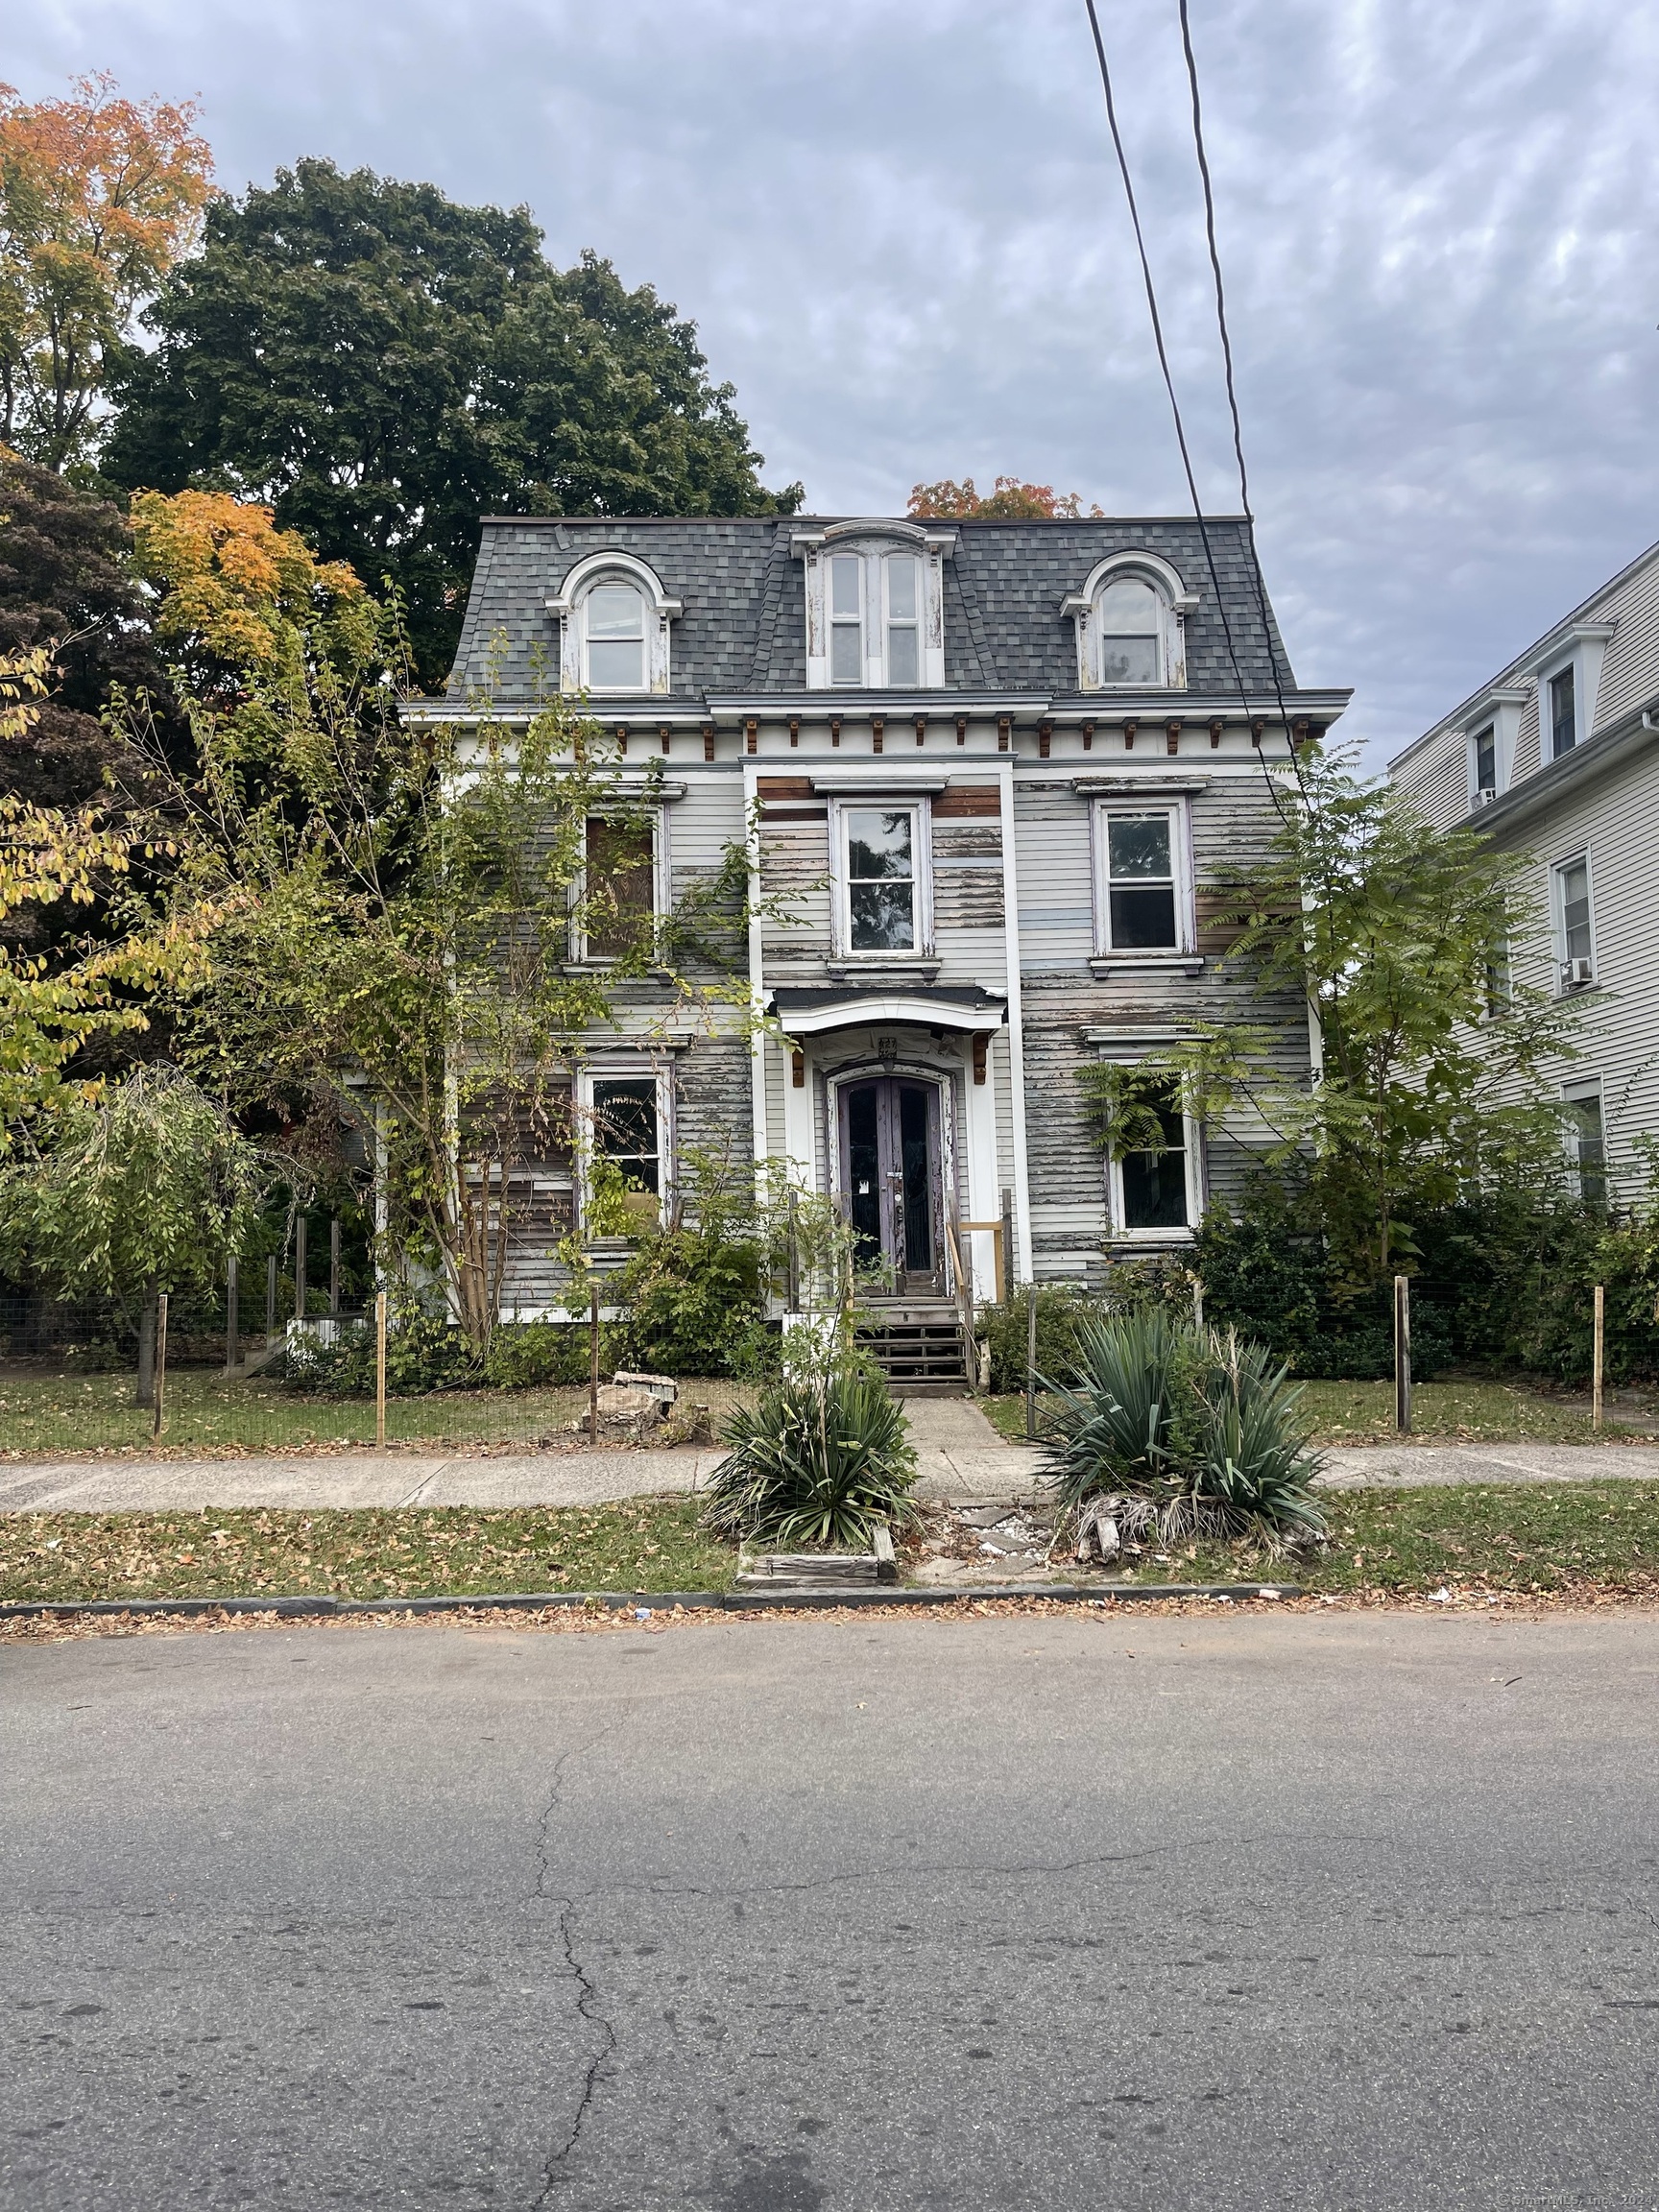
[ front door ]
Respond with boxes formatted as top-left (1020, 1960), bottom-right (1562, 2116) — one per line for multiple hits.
top-left (839, 1077), bottom-right (943, 1296)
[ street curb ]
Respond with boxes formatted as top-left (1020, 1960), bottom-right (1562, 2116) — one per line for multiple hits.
top-left (0, 1580), bottom-right (1299, 1623)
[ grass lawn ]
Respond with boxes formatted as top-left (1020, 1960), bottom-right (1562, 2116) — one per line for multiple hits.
top-left (0, 1370), bottom-right (752, 1458)
top-left (1162, 1481), bottom-right (1659, 1599)
top-left (0, 1498), bottom-right (736, 1605)
top-left (6, 1484), bottom-right (1659, 1609)
top-left (979, 1377), bottom-right (1650, 1449)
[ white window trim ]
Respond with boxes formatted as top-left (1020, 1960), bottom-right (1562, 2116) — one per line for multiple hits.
top-left (1090, 798), bottom-right (1196, 962)
top-left (1468, 721), bottom-right (1499, 805)
top-left (570, 806), bottom-right (668, 968)
top-left (1541, 657), bottom-right (1582, 762)
top-left (829, 796), bottom-right (934, 962)
top-left (1097, 1061), bottom-right (1204, 1243)
top-left (575, 1060), bottom-right (674, 1238)
top-left (1551, 848), bottom-right (1598, 993)
top-left (546, 550), bottom-right (682, 697)
top-left (1063, 551), bottom-right (1195, 693)
top-left (794, 521), bottom-right (952, 691)
top-left (1462, 685), bottom-right (1528, 804)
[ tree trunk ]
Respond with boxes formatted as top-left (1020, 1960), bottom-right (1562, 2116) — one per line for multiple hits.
top-left (135, 1292), bottom-right (157, 1409)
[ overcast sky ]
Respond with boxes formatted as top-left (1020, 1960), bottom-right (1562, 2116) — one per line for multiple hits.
top-left (13, 0), bottom-right (1659, 761)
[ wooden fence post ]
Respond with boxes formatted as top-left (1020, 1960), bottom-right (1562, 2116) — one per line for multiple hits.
top-left (294, 1215), bottom-right (306, 1328)
top-left (1593, 1284), bottom-right (1605, 1431)
top-left (1394, 1275), bottom-right (1412, 1435)
top-left (265, 1254), bottom-right (277, 1348)
top-left (136, 1293), bottom-right (156, 1410)
top-left (329, 1216), bottom-right (341, 1317)
top-left (1025, 1284), bottom-right (1039, 1441)
top-left (375, 1290), bottom-right (387, 1448)
top-left (153, 1292), bottom-right (168, 1441)
top-left (589, 1279), bottom-right (601, 1447)
top-left (226, 1255), bottom-right (239, 1376)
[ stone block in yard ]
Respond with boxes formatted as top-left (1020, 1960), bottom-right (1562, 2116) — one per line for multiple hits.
top-left (613, 1370), bottom-right (678, 1405)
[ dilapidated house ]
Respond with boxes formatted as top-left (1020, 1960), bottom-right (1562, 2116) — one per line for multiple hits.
top-left (415, 513), bottom-right (1348, 1374)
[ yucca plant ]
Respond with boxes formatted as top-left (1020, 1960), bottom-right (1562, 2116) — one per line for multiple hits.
top-left (1039, 1307), bottom-right (1189, 1511)
top-left (701, 1370), bottom-right (919, 1550)
top-left (1189, 1331), bottom-right (1327, 1547)
top-left (1039, 1310), bottom-right (1325, 1551)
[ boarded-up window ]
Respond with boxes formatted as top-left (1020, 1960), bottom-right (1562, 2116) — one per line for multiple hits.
top-left (585, 816), bottom-right (656, 959)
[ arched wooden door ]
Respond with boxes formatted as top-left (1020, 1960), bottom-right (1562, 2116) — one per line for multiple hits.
top-left (837, 1076), bottom-right (944, 1296)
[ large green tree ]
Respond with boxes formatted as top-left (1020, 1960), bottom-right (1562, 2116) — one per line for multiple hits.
top-left (103, 160), bottom-right (802, 685)
top-left (0, 447), bottom-right (167, 814)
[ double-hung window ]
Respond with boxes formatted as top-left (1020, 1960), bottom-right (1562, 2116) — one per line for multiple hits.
top-left (1550, 664), bottom-right (1577, 758)
top-left (1094, 805), bottom-right (1190, 953)
top-left (585, 582), bottom-right (647, 691)
top-left (1097, 576), bottom-right (1164, 685)
top-left (580, 814), bottom-right (657, 962)
top-left (1564, 1086), bottom-right (1606, 1209)
top-left (834, 802), bottom-right (928, 955)
top-left (884, 555), bottom-right (920, 685)
top-left (1105, 1075), bottom-right (1198, 1237)
top-left (584, 1070), bottom-right (667, 1233)
top-left (1554, 854), bottom-right (1595, 989)
top-left (1473, 724), bottom-right (1497, 798)
top-left (830, 555), bottom-right (863, 685)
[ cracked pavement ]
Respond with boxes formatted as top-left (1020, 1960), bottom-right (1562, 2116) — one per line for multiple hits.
top-left (6, 1611), bottom-right (1659, 2208)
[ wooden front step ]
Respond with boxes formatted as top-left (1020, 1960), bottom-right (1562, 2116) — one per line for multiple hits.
top-left (856, 1309), bottom-right (971, 1390)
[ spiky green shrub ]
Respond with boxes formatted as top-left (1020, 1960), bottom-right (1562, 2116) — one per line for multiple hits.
top-left (1040, 1310), bottom-right (1324, 1549)
top-left (701, 1371), bottom-right (918, 1550)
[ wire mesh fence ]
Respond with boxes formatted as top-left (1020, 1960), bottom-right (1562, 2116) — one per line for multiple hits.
top-left (0, 1290), bottom-right (739, 1459)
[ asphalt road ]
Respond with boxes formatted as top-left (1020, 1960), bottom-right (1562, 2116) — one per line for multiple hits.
top-left (6, 1610), bottom-right (1659, 2211)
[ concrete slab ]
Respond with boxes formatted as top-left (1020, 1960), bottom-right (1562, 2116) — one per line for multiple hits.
top-left (0, 1447), bottom-right (720, 1514)
top-left (1315, 1443), bottom-right (1659, 1489)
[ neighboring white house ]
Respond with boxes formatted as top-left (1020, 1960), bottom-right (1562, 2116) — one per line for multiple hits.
top-left (1388, 538), bottom-right (1659, 1202)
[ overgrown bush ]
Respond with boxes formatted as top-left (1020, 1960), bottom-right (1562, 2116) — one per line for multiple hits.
top-left (979, 1260), bottom-right (1201, 1394)
top-left (1039, 1309), bottom-right (1324, 1550)
top-left (613, 1225), bottom-right (776, 1378)
top-left (701, 1370), bottom-right (918, 1550)
top-left (1193, 1180), bottom-right (1454, 1380)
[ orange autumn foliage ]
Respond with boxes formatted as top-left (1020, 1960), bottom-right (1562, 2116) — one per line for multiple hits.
top-left (0, 72), bottom-right (214, 468)
top-left (907, 475), bottom-right (1104, 520)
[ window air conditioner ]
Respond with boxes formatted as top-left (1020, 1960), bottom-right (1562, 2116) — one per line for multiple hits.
top-left (1561, 957), bottom-right (1595, 987)
top-left (1474, 787), bottom-right (1500, 807)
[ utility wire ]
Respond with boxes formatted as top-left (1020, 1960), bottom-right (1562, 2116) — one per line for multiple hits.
top-left (1082, 0), bottom-right (1300, 823)
top-left (1174, 0), bottom-right (1302, 780)
top-left (1080, 0), bottom-right (1254, 723)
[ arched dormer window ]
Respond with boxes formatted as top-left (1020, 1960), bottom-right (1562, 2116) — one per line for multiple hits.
top-left (546, 551), bottom-right (683, 696)
top-left (1063, 552), bottom-right (1196, 692)
top-left (793, 519), bottom-right (954, 691)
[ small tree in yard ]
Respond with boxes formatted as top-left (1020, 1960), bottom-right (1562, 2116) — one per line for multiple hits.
top-left (1081, 744), bottom-right (1584, 1299)
top-left (0, 644), bottom-right (199, 1144)
top-left (119, 490), bottom-right (757, 1363)
top-left (0, 1064), bottom-right (272, 1402)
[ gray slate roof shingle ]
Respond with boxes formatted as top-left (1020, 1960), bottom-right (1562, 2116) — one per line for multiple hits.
top-left (444, 514), bottom-right (1300, 705)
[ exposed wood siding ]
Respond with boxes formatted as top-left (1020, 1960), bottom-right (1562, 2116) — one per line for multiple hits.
top-left (1015, 769), bottom-right (1309, 1284)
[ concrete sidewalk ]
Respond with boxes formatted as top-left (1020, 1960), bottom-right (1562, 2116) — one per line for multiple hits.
top-left (2, 1404), bottom-right (1656, 1514)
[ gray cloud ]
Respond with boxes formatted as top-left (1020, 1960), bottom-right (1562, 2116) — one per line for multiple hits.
top-left (13, 0), bottom-right (1659, 759)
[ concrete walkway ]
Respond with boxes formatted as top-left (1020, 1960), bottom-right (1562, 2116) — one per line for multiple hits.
top-left (2, 1411), bottom-right (1656, 1514)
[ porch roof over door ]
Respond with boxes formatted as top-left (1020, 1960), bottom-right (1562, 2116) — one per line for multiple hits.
top-left (769, 984), bottom-right (1005, 1035)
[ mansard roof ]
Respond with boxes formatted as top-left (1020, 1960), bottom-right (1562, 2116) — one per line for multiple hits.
top-left (442, 512), bottom-right (1303, 706)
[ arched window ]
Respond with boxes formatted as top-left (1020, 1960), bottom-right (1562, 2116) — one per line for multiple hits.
top-left (1063, 553), bottom-right (1193, 691)
top-left (546, 552), bottom-right (682, 696)
top-left (795, 521), bottom-right (953, 690)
